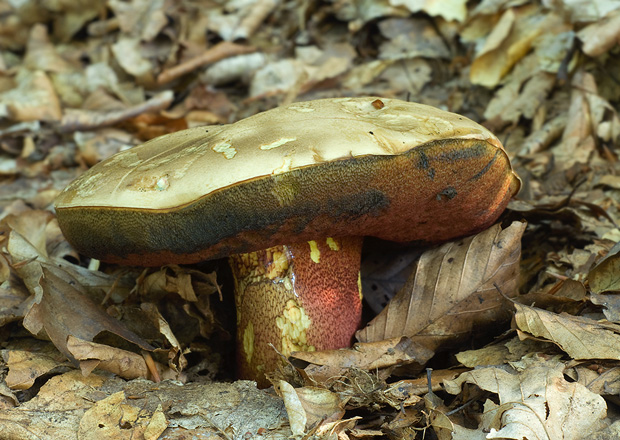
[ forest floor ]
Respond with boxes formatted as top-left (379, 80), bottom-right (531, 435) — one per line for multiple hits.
top-left (1, 1), bottom-right (620, 439)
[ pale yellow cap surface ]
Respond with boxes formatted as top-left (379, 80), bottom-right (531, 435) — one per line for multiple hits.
top-left (55, 97), bottom-right (501, 211)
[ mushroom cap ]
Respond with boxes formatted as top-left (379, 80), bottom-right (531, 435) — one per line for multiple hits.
top-left (55, 97), bottom-right (520, 266)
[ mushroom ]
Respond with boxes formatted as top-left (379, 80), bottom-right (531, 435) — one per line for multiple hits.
top-left (54, 97), bottom-right (520, 386)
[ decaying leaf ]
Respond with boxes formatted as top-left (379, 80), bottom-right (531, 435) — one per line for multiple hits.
top-left (66, 336), bottom-right (180, 381)
top-left (2, 340), bottom-right (70, 390)
top-left (455, 336), bottom-right (554, 369)
top-left (291, 336), bottom-right (434, 375)
top-left (444, 356), bottom-right (607, 439)
top-left (588, 247), bottom-right (620, 294)
top-left (578, 9), bottom-right (620, 57)
top-left (275, 380), bottom-right (344, 436)
top-left (356, 221), bottom-right (525, 356)
top-left (78, 390), bottom-right (167, 440)
top-left (23, 266), bottom-right (155, 363)
top-left (514, 302), bottom-right (620, 361)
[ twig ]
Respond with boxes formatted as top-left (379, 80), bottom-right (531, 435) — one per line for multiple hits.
top-left (157, 41), bottom-right (256, 85)
top-left (58, 91), bottom-right (174, 133)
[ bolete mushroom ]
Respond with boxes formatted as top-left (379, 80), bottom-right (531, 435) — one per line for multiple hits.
top-left (54, 97), bottom-right (520, 386)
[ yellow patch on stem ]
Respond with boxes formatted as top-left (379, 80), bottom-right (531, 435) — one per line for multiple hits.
top-left (276, 299), bottom-right (314, 356)
top-left (326, 237), bottom-right (339, 251)
top-left (265, 248), bottom-right (289, 279)
top-left (243, 321), bottom-right (255, 365)
top-left (308, 240), bottom-right (320, 263)
top-left (358, 272), bottom-right (363, 301)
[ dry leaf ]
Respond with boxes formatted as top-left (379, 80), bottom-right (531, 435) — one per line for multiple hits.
top-left (66, 336), bottom-right (179, 381)
top-left (275, 380), bottom-right (345, 435)
top-left (356, 221), bottom-right (525, 356)
top-left (3, 0), bottom-right (620, 436)
top-left (0, 70), bottom-right (62, 121)
top-left (378, 17), bottom-right (451, 60)
top-left (590, 293), bottom-right (620, 322)
top-left (588, 248), bottom-right (620, 293)
top-left (292, 336), bottom-right (434, 372)
top-left (392, 0), bottom-right (468, 22)
top-left (24, 24), bottom-right (73, 73)
top-left (514, 302), bottom-right (620, 360)
top-left (456, 336), bottom-right (553, 369)
top-left (470, 6), bottom-right (543, 87)
top-left (78, 390), bottom-right (168, 440)
top-left (3, 340), bottom-right (70, 390)
top-left (578, 9), bottom-right (620, 57)
top-left (444, 356), bottom-right (607, 439)
top-left (553, 71), bottom-right (597, 168)
top-left (20, 263), bottom-right (155, 372)
top-left (568, 363), bottom-right (620, 396)
top-left (315, 417), bottom-right (361, 438)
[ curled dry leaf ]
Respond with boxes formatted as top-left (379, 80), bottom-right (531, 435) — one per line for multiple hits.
top-left (514, 302), bottom-right (620, 361)
top-left (590, 293), bottom-right (620, 322)
top-left (275, 380), bottom-right (344, 436)
top-left (3, 340), bottom-right (70, 390)
top-left (588, 248), bottom-right (620, 294)
top-left (23, 265), bottom-right (155, 363)
top-left (444, 356), bottom-right (607, 439)
top-left (469, 6), bottom-right (563, 88)
top-left (77, 391), bottom-right (168, 440)
top-left (356, 221), bottom-right (525, 356)
top-left (66, 336), bottom-right (178, 382)
top-left (577, 9), bottom-right (620, 57)
top-left (291, 336), bottom-right (434, 374)
top-left (0, 70), bottom-right (62, 121)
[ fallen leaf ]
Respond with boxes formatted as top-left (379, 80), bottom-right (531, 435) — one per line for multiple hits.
top-left (470, 5), bottom-right (557, 87)
top-left (444, 355), bottom-right (607, 439)
top-left (3, 340), bottom-right (70, 390)
top-left (292, 336), bottom-right (434, 372)
top-left (514, 302), bottom-right (620, 360)
top-left (588, 247), bottom-right (620, 293)
top-left (391, 0), bottom-right (468, 22)
top-left (578, 9), bottom-right (620, 57)
top-left (275, 380), bottom-right (345, 435)
top-left (568, 363), bottom-right (620, 396)
top-left (0, 70), bottom-right (62, 121)
top-left (456, 336), bottom-right (553, 369)
top-left (22, 264), bottom-right (155, 369)
top-left (0, 371), bottom-right (290, 438)
top-left (315, 417), bottom-right (361, 438)
top-left (356, 222), bottom-right (525, 356)
top-left (78, 390), bottom-right (167, 440)
top-left (66, 336), bottom-right (180, 381)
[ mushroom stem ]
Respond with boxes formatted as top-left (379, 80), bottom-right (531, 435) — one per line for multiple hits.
top-left (229, 236), bottom-right (363, 386)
